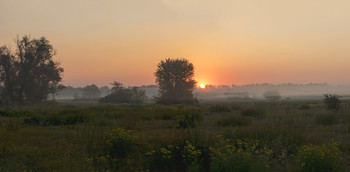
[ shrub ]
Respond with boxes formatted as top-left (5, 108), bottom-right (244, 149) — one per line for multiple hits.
top-left (145, 140), bottom-right (202, 171)
top-left (99, 82), bottom-right (147, 104)
top-left (223, 126), bottom-right (305, 156)
top-left (296, 142), bottom-right (343, 172)
top-left (209, 137), bottom-right (271, 172)
top-left (175, 114), bottom-right (195, 129)
top-left (241, 108), bottom-right (265, 118)
top-left (323, 94), bottom-right (341, 111)
top-left (173, 107), bottom-right (202, 129)
top-left (315, 114), bottom-right (339, 126)
top-left (104, 128), bottom-right (136, 159)
top-left (217, 116), bottom-right (252, 127)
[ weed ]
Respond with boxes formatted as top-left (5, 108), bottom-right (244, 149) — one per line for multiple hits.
top-left (104, 128), bottom-right (136, 159)
top-left (175, 114), bottom-right (195, 129)
top-left (296, 142), bottom-right (343, 172)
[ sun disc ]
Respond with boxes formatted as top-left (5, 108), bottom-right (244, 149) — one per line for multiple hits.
top-left (200, 84), bottom-right (205, 88)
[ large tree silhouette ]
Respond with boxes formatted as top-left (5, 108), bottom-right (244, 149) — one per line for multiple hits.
top-left (155, 58), bottom-right (197, 104)
top-left (0, 35), bottom-right (63, 103)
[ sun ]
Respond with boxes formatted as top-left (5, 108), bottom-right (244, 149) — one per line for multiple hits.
top-left (199, 84), bottom-right (206, 89)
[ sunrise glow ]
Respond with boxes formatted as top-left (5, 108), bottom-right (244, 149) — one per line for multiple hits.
top-left (199, 84), bottom-right (206, 89)
top-left (1, 1), bottom-right (350, 86)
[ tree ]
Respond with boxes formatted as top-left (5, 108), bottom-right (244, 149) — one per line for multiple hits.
top-left (155, 58), bottom-right (197, 104)
top-left (82, 84), bottom-right (101, 99)
top-left (0, 46), bottom-right (17, 102)
top-left (323, 93), bottom-right (341, 111)
top-left (99, 81), bottom-right (147, 104)
top-left (0, 36), bottom-right (64, 103)
top-left (100, 86), bottom-right (111, 96)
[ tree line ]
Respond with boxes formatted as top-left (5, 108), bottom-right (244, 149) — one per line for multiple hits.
top-left (0, 35), bottom-right (197, 104)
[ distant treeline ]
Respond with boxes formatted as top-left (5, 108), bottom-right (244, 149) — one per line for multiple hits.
top-left (54, 85), bottom-right (158, 100)
top-left (197, 83), bottom-right (350, 101)
top-left (54, 83), bottom-right (350, 101)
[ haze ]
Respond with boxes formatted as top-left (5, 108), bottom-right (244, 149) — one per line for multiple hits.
top-left (1, 0), bottom-right (350, 87)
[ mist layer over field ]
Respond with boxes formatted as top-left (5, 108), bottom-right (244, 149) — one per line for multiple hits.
top-left (54, 83), bottom-right (350, 102)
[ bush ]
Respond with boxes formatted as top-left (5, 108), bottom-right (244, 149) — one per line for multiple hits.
top-left (100, 82), bottom-right (147, 104)
top-left (145, 140), bottom-right (202, 171)
top-left (241, 108), bottom-right (265, 118)
top-left (104, 128), bottom-right (136, 159)
top-left (223, 126), bottom-right (305, 156)
top-left (209, 137), bottom-right (271, 172)
top-left (296, 142), bottom-right (343, 172)
top-left (315, 114), bottom-right (339, 126)
top-left (175, 114), bottom-right (195, 129)
top-left (217, 116), bottom-right (252, 127)
top-left (323, 94), bottom-right (341, 111)
top-left (172, 107), bottom-right (202, 129)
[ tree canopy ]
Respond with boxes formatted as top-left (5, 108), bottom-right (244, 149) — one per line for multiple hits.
top-left (0, 35), bottom-right (63, 103)
top-left (155, 58), bottom-right (197, 104)
top-left (99, 82), bottom-right (147, 104)
top-left (82, 84), bottom-right (101, 99)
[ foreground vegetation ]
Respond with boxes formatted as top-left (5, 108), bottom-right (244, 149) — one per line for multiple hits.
top-left (1, 100), bottom-right (350, 171)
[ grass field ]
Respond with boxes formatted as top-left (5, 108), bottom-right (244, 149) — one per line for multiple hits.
top-left (0, 100), bottom-right (350, 171)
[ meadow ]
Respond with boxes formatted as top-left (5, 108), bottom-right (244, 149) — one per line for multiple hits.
top-left (0, 100), bottom-right (350, 171)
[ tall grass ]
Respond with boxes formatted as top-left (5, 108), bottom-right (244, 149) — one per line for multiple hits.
top-left (0, 101), bottom-right (349, 171)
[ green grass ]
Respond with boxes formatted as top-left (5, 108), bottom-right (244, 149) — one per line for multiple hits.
top-left (0, 100), bottom-right (350, 171)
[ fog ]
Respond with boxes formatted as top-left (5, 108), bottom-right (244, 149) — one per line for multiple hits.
top-left (54, 83), bottom-right (350, 102)
top-left (194, 83), bottom-right (350, 101)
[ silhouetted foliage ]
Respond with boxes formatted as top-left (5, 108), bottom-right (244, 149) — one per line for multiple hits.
top-left (100, 86), bottom-right (111, 96)
top-left (49, 83), bottom-right (66, 101)
top-left (99, 82), bottom-right (147, 104)
top-left (0, 36), bottom-right (63, 103)
top-left (263, 90), bottom-right (281, 101)
top-left (155, 58), bottom-right (197, 104)
top-left (82, 84), bottom-right (101, 99)
top-left (323, 93), bottom-right (341, 111)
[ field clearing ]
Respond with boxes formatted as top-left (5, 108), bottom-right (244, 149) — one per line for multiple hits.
top-left (1, 100), bottom-right (350, 171)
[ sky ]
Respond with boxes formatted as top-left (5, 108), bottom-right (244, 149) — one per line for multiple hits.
top-left (1, 0), bottom-right (350, 87)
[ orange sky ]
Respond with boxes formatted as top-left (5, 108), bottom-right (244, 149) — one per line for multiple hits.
top-left (1, 0), bottom-right (350, 87)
